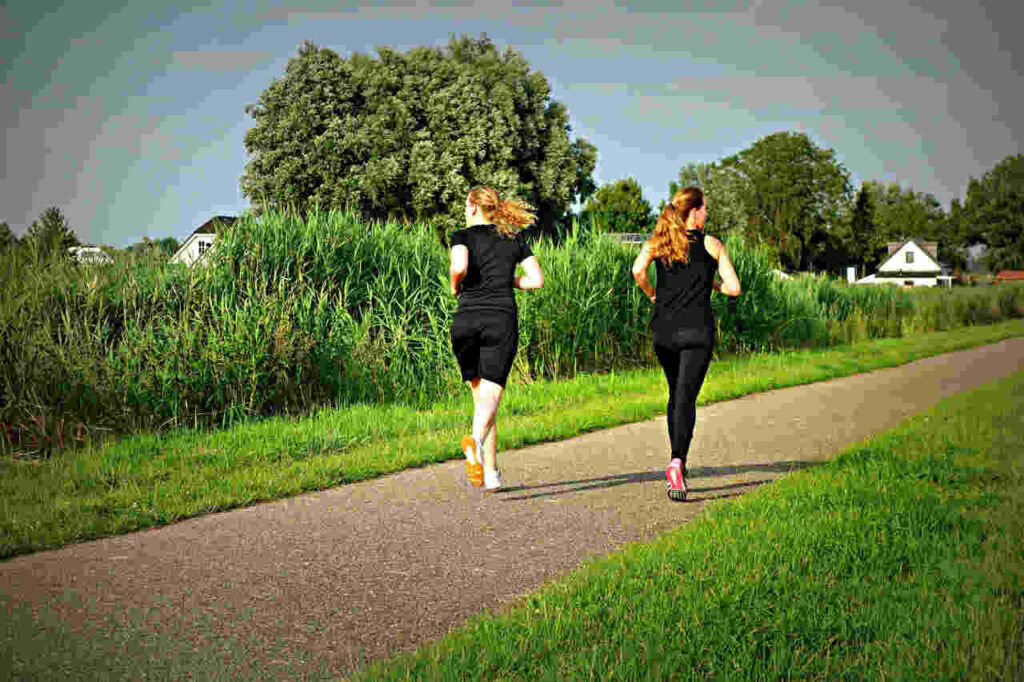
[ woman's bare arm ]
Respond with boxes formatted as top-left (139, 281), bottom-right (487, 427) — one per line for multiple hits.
top-left (449, 245), bottom-right (468, 296)
top-left (631, 242), bottom-right (657, 302)
top-left (704, 235), bottom-right (741, 297)
top-left (515, 255), bottom-right (544, 290)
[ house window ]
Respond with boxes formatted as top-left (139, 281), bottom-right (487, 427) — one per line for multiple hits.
top-left (198, 240), bottom-right (210, 255)
top-left (905, 251), bottom-right (914, 264)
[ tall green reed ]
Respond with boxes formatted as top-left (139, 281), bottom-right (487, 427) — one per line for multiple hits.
top-left (1, 208), bottom-right (1021, 454)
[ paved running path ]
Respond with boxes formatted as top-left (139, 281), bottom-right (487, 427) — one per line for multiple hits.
top-left (2, 338), bottom-right (1022, 680)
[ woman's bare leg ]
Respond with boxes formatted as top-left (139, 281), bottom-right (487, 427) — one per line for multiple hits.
top-left (469, 377), bottom-right (504, 472)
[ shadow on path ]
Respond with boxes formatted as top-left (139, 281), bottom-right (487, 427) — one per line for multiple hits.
top-left (498, 460), bottom-right (820, 501)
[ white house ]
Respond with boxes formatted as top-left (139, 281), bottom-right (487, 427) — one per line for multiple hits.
top-left (853, 239), bottom-right (953, 288)
top-left (68, 245), bottom-right (113, 264)
top-left (169, 216), bottom-right (237, 266)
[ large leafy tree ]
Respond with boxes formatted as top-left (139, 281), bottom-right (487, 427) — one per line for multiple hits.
top-left (581, 177), bottom-right (653, 233)
top-left (24, 207), bottom-right (79, 259)
top-left (720, 132), bottom-right (853, 272)
top-left (241, 35), bottom-right (596, 238)
top-left (960, 153), bottom-right (1024, 271)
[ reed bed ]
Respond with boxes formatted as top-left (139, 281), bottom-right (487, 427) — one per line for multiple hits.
top-left (1, 207), bottom-right (1021, 454)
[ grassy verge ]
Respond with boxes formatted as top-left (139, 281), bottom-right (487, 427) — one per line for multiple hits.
top-left (352, 370), bottom-right (1024, 680)
top-left (1, 319), bottom-right (1023, 559)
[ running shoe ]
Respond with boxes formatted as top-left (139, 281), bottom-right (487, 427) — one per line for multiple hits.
top-left (461, 435), bottom-right (484, 487)
top-left (483, 469), bottom-right (502, 492)
top-left (666, 462), bottom-right (687, 502)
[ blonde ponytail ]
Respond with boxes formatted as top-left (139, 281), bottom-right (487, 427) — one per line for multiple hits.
top-left (649, 186), bottom-right (704, 265)
top-left (467, 187), bottom-right (537, 238)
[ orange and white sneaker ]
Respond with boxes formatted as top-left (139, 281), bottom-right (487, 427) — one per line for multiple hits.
top-left (666, 462), bottom-right (687, 502)
top-left (461, 435), bottom-right (484, 487)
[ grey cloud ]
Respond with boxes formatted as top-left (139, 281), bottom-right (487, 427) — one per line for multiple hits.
top-left (170, 50), bottom-right (277, 71)
top-left (1, 91), bottom-right (109, 238)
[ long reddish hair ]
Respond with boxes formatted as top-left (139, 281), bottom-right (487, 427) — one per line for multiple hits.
top-left (468, 187), bottom-right (537, 238)
top-left (649, 186), bottom-right (704, 265)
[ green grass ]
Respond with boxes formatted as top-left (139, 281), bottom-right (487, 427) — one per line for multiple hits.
top-left (2, 319), bottom-right (1023, 560)
top-left (351, 364), bottom-right (1024, 680)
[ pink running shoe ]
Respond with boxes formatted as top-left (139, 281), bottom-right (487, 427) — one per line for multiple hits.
top-left (666, 462), bottom-right (687, 502)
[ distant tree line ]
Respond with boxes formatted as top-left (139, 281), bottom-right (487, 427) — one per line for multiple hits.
top-left (582, 137), bottom-right (1022, 276)
top-left (0, 208), bottom-right (80, 260)
top-left (0, 209), bottom-right (179, 261)
top-left (238, 32), bottom-right (1020, 275)
top-left (8, 36), bottom-right (1020, 280)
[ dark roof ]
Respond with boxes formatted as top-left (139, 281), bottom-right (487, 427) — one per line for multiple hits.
top-left (882, 238), bottom-right (940, 266)
top-left (193, 215), bottom-right (237, 235)
top-left (886, 238), bottom-right (938, 261)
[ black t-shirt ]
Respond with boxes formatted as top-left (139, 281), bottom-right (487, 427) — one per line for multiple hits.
top-left (450, 224), bottom-right (534, 312)
top-left (652, 230), bottom-right (716, 332)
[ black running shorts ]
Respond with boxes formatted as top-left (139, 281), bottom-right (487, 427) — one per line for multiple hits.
top-left (450, 309), bottom-right (519, 387)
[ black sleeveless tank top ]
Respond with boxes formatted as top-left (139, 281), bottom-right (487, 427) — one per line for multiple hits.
top-left (652, 230), bottom-right (716, 337)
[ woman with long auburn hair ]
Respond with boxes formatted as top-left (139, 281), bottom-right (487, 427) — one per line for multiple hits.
top-left (449, 186), bottom-right (545, 491)
top-left (632, 186), bottom-right (741, 501)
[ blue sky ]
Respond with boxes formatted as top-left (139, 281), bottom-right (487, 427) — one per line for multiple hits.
top-left (2, 0), bottom-right (1021, 247)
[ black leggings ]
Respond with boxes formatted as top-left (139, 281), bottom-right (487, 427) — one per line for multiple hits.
top-left (654, 331), bottom-right (714, 471)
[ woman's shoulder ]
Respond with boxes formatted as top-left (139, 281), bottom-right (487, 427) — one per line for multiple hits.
top-left (702, 232), bottom-right (724, 257)
top-left (449, 226), bottom-right (468, 245)
top-left (450, 225), bottom-right (480, 242)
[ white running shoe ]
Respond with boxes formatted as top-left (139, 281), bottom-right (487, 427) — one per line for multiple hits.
top-left (483, 469), bottom-right (502, 492)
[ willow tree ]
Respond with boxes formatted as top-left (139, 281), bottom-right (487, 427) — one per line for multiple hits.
top-left (240, 35), bottom-right (597, 238)
top-left (668, 161), bottom-right (751, 238)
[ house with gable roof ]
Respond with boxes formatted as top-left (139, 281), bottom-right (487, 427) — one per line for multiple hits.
top-left (853, 238), bottom-right (954, 288)
top-left (169, 215), bottom-right (237, 266)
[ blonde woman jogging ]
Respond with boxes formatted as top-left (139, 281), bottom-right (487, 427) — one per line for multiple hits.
top-left (449, 187), bottom-right (544, 491)
top-left (632, 186), bottom-right (741, 501)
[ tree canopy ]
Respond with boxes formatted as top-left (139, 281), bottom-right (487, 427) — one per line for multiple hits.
top-left (241, 35), bottom-right (597, 238)
top-left (129, 236), bottom-right (181, 258)
top-left (719, 132), bottom-right (853, 272)
top-left (960, 153), bottom-right (1024, 271)
top-left (668, 162), bottom-right (750, 238)
top-left (845, 185), bottom-right (878, 276)
top-left (581, 177), bottom-right (652, 233)
top-left (24, 207), bottom-right (79, 259)
top-left (859, 181), bottom-right (965, 271)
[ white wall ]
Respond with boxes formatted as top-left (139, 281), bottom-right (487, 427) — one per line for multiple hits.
top-left (878, 242), bottom-right (940, 274)
top-left (170, 234), bottom-right (215, 266)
